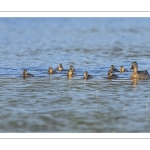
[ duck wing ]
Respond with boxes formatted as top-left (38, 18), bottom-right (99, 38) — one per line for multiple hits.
top-left (124, 69), bottom-right (129, 72)
top-left (113, 68), bottom-right (119, 72)
top-left (137, 70), bottom-right (149, 79)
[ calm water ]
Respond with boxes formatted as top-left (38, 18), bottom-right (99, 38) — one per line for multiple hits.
top-left (0, 18), bottom-right (150, 132)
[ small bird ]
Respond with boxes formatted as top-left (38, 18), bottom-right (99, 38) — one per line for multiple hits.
top-left (110, 65), bottom-right (119, 72)
top-left (56, 63), bottom-right (63, 71)
top-left (67, 69), bottom-right (76, 77)
top-left (120, 66), bottom-right (128, 73)
top-left (48, 67), bottom-right (57, 74)
top-left (23, 69), bottom-right (34, 78)
top-left (69, 65), bottom-right (75, 72)
top-left (83, 71), bottom-right (92, 79)
top-left (108, 70), bottom-right (118, 79)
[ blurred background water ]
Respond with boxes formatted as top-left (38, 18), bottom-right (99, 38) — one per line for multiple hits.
top-left (0, 18), bottom-right (150, 132)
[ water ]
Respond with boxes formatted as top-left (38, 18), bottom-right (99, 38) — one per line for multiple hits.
top-left (0, 18), bottom-right (150, 132)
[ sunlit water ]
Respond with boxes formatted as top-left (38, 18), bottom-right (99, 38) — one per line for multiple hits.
top-left (0, 18), bottom-right (150, 132)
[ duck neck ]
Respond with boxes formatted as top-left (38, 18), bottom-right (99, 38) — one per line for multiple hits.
top-left (23, 72), bottom-right (27, 76)
top-left (133, 67), bottom-right (138, 73)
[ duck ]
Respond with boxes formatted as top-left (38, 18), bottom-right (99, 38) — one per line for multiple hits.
top-left (110, 65), bottom-right (119, 72)
top-left (56, 63), bottom-right (63, 71)
top-left (48, 67), bottom-right (57, 74)
top-left (83, 71), bottom-right (92, 79)
top-left (120, 66), bottom-right (128, 73)
top-left (23, 69), bottom-right (34, 77)
top-left (130, 61), bottom-right (149, 80)
top-left (67, 69), bottom-right (76, 77)
top-left (108, 70), bottom-right (118, 79)
top-left (70, 65), bottom-right (75, 72)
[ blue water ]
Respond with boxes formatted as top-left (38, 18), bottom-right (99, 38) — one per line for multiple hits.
top-left (0, 18), bottom-right (150, 132)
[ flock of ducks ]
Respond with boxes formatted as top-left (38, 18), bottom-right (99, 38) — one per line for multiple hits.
top-left (23, 61), bottom-right (150, 80)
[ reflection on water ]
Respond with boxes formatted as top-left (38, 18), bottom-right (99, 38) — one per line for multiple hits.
top-left (131, 79), bottom-right (138, 88)
top-left (0, 18), bottom-right (150, 132)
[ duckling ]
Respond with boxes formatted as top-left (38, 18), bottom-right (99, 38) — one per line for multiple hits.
top-left (110, 65), bottom-right (119, 72)
top-left (56, 63), bottom-right (63, 71)
top-left (83, 71), bottom-right (92, 79)
top-left (48, 67), bottom-right (57, 74)
top-left (70, 65), bottom-right (75, 72)
top-left (120, 66), bottom-right (128, 73)
top-left (130, 61), bottom-right (149, 80)
top-left (108, 70), bottom-right (118, 79)
top-left (23, 69), bottom-right (34, 77)
top-left (67, 69), bottom-right (76, 76)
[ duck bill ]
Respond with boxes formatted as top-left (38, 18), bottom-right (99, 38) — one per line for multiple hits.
top-left (130, 65), bottom-right (133, 70)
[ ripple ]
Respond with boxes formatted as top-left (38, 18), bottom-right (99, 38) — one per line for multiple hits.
top-left (0, 18), bottom-right (150, 132)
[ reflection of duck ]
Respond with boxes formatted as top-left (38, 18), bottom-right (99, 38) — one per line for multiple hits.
top-left (108, 70), bottom-right (118, 79)
top-left (56, 64), bottom-right (63, 71)
top-left (23, 69), bottom-right (34, 77)
top-left (83, 71), bottom-right (92, 79)
top-left (67, 69), bottom-right (76, 77)
top-left (130, 61), bottom-right (150, 80)
top-left (131, 79), bottom-right (138, 87)
top-left (70, 65), bottom-right (75, 72)
top-left (120, 66), bottom-right (128, 73)
top-left (48, 67), bottom-right (57, 74)
top-left (110, 65), bottom-right (119, 72)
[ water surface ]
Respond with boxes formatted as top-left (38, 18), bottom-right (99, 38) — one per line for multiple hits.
top-left (0, 18), bottom-right (150, 132)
